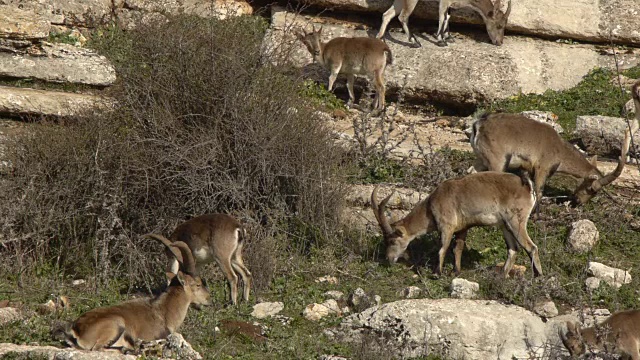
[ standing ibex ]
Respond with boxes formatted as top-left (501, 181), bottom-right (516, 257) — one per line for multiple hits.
top-left (470, 112), bottom-right (638, 206)
top-left (371, 171), bottom-right (543, 277)
top-left (377, 0), bottom-right (512, 47)
top-left (144, 214), bottom-right (252, 305)
top-left (55, 238), bottom-right (210, 352)
top-left (295, 26), bottom-right (392, 110)
top-left (561, 310), bottom-right (640, 359)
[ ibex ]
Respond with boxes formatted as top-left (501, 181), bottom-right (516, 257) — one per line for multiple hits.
top-left (371, 171), bottom-right (543, 277)
top-left (144, 213), bottom-right (252, 305)
top-left (470, 111), bottom-right (638, 206)
top-left (55, 238), bottom-right (210, 352)
top-left (561, 310), bottom-right (640, 359)
top-left (376, 0), bottom-right (512, 47)
top-left (295, 26), bottom-right (392, 110)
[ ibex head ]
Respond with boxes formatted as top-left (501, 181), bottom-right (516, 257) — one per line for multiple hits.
top-left (295, 26), bottom-right (324, 63)
top-left (560, 321), bottom-right (586, 357)
top-left (155, 237), bottom-right (211, 310)
top-left (485, 0), bottom-right (512, 46)
top-left (371, 186), bottom-right (412, 264)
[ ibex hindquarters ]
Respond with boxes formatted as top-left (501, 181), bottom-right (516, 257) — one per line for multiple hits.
top-left (372, 172), bottom-right (542, 277)
top-left (296, 28), bottom-right (392, 110)
top-left (147, 213), bottom-right (252, 305)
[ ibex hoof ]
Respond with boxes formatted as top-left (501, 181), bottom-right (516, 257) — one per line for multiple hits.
top-left (436, 40), bottom-right (447, 47)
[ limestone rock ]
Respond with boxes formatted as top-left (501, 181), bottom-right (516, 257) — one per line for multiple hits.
top-left (265, 7), bottom-right (639, 107)
top-left (567, 219), bottom-right (599, 253)
top-left (0, 43), bottom-right (116, 86)
top-left (399, 286), bottom-right (422, 299)
top-left (304, 299), bottom-right (342, 321)
top-left (164, 333), bottom-right (202, 360)
top-left (348, 288), bottom-right (380, 312)
top-left (315, 275), bottom-right (339, 284)
top-left (251, 302), bottom-right (284, 319)
top-left (588, 262), bottom-right (632, 289)
top-left (450, 278), bottom-right (479, 299)
top-left (0, 307), bottom-right (22, 326)
top-left (585, 276), bottom-right (601, 291)
top-left (0, 343), bottom-right (137, 359)
top-left (339, 299), bottom-right (549, 359)
top-left (323, 290), bottom-right (345, 301)
top-left (533, 300), bottom-right (558, 318)
top-left (1, 0), bottom-right (113, 26)
top-left (520, 110), bottom-right (563, 134)
top-left (574, 115), bottom-right (640, 158)
top-left (0, 5), bottom-right (50, 40)
top-left (0, 86), bottom-right (114, 117)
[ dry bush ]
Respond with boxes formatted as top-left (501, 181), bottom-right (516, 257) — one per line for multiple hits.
top-left (0, 15), bottom-right (347, 291)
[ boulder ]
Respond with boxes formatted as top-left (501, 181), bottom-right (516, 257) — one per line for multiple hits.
top-left (304, 299), bottom-right (343, 321)
top-left (339, 299), bottom-right (552, 359)
top-left (0, 43), bottom-right (116, 86)
top-left (574, 115), bottom-right (640, 157)
top-left (585, 276), bottom-right (601, 291)
top-left (450, 278), bottom-right (479, 299)
top-left (251, 301), bottom-right (284, 319)
top-left (0, 5), bottom-right (50, 40)
top-left (0, 343), bottom-right (137, 359)
top-left (0, 307), bottom-right (22, 326)
top-left (520, 111), bottom-right (563, 134)
top-left (567, 219), bottom-right (599, 253)
top-left (587, 261), bottom-right (632, 289)
top-left (265, 7), bottom-right (639, 107)
top-left (0, 86), bottom-right (114, 117)
top-left (287, 0), bottom-right (640, 45)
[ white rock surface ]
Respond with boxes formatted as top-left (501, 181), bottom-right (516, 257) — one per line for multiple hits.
top-left (450, 278), bottom-right (479, 299)
top-left (567, 219), bottom-right (599, 253)
top-left (251, 302), bottom-right (284, 319)
top-left (588, 262), bottom-right (632, 289)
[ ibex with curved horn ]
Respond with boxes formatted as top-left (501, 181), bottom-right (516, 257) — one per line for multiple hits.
top-left (144, 213), bottom-right (252, 305)
top-left (371, 171), bottom-right (543, 277)
top-left (470, 109), bottom-right (638, 206)
top-left (377, 0), bottom-right (512, 47)
top-left (55, 238), bottom-right (210, 352)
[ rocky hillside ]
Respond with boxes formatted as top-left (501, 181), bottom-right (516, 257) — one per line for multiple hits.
top-left (0, 1), bottom-right (639, 360)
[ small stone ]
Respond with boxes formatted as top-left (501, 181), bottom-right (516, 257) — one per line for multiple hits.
top-left (450, 278), bottom-right (479, 299)
top-left (495, 262), bottom-right (527, 278)
top-left (568, 219), bottom-right (599, 253)
top-left (303, 300), bottom-right (341, 321)
top-left (348, 288), bottom-right (378, 312)
top-left (319, 355), bottom-right (349, 360)
top-left (399, 286), bottom-right (422, 299)
top-left (315, 275), bottom-right (339, 285)
top-left (585, 276), bottom-right (601, 291)
top-left (323, 290), bottom-right (344, 301)
top-left (588, 262), bottom-right (632, 289)
top-left (533, 300), bottom-right (558, 318)
top-left (72, 279), bottom-right (86, 286)
top-left (251, 302), bottom-right (284, 319)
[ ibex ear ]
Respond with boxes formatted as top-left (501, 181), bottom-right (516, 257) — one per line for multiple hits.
top-left (175, 271), bottom-right (186, 285)
top-left (589, 155), bottom-right (598, 166)
top-left (318, 26), bottom-right (324, 35)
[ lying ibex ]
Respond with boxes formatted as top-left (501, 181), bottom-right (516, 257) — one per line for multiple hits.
top-left (470, 112), bottom-right (638, 206)
top-left (372, 171), bottom-right (543, 277)
top-left (55, 239), bottom-right (210, 352)
top-left (144, 214), bottom-right (252, 305)
top-left (295, 27), bottom-right (392, 110)
top-left (561, 310), bottom-right (640, 359)
top-left (377, 0), bottom-right (512, 47)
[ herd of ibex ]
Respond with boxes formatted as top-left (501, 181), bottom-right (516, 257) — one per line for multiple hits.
top-left (50, 1), bottom-right (640, 358)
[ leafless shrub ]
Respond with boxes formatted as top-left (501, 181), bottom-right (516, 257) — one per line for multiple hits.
top-left (0, 15), bottom-right (348, 291)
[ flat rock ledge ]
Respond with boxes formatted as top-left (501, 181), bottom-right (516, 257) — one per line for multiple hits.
top-left (0, 86), bottom-right (114, 117)
top-left (265, 7), bottom-right (639, 107)
top-left (337, 298), bottom-right (562, 359)
top-left (0, 343), bottom-right (137, 360)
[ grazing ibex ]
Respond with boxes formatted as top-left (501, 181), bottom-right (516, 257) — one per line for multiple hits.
top-left (371, 171), bottom-right (543, 277)
top-left (561, 310), bottom-right (640, 359)
top-left (295, 27), bottom-right (392, 110)
top-left (470, 112), bottom-right (638, 206)
top-left (144, 214), bottom-right (252, 305)
top-left (55, 239), bottom-right (210, 352)
top-left (377, 0), bottom-right (512, 47)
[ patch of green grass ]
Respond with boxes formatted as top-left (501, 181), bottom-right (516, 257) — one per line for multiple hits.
top-left (300, 79), bottom-right (346, 111)
top-left (483, 66), bottom-right (640, 133)
top-left (47, 30), bottom-right (80, 45)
